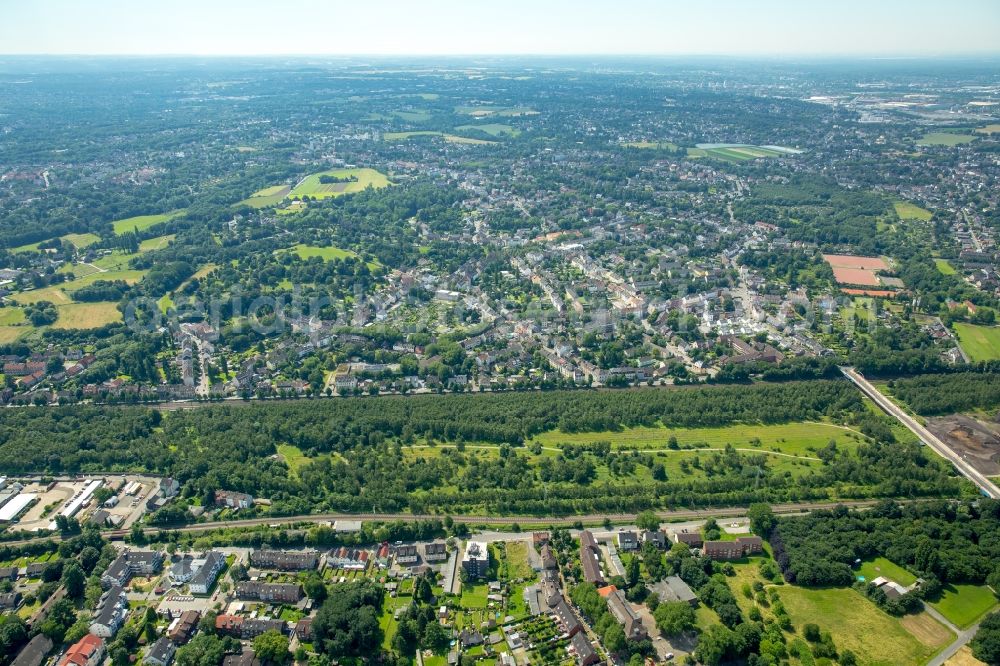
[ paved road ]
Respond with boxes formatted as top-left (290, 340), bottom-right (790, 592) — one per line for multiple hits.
top-left (841, 366), bottom-right (1000, 499)
top-left (926, 617), bottom-right (983, 666)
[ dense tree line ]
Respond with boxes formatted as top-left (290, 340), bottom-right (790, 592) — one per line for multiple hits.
top-left (889, 372), bottom-right (1000, 415)
top-left (770, 500), bottom-right (1000, 594)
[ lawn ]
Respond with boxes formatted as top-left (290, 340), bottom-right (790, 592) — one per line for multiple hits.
top-left (935, 258), bottom-right (957, 275)
top-left (857, 557), bottom-right (917, 586)
top-left (289, 168), bottom-right (390, 200)
top-left (953, 323), bottom-right (1000, 362)
top-left (894, 201), bottom-right (933, 221)
top-left (777, 586), bottom-right (942, 665)
top-left (455, 123), bottom-right (521, 138)
top-left (112, 209), bottom-right (186, 235)
top-left (460, 583), bottom-right (490, 609)
top-left (499, 541), bottom-right (535, 581)
top-left (929, 584), bottom-right (997, 628)
top-left (917, 132), bottom-right (976, 146)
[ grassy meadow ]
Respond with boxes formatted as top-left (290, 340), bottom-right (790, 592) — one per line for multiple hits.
top-left (917, 132), bottom-right (976, 146)
top-left (289, 168), bottom-right (390, 200)
top-left (953, 322), bottom-right (1000, 362)
top-left (112, 209), bottom-right (186, 235)
top-left (894, 201), bottom-right (933, 221)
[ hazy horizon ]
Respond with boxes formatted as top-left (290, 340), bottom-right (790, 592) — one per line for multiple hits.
top-left (3, 0), bottom-right (1000, 58)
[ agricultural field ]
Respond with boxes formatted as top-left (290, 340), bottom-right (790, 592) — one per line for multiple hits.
top-left (112, 209), bottom-right (186, 235)
top-left (238, 185), bottom-right (291, 208)
top-left (689, 144), bottom-right (798, 162)
top-left (934, 258), bottom-right (957, 275)
top-left (0, 326), bottom-right (25, 343)
top-left (976, 124), bottom-right (1000, 135)
top-left (894, 200), bottom-right (933, 221)
top-left (0, 307), bottom-right (26, 326)
top-left (384, 131), bottom-right (444, 140)
top-left (288, 168), bottom-right (390, 200)
top-left (444, 135), bottom-right (496, 145)
top-left (953, 322), bottom-right (1000, 362)
top-left (917, 132), bottom-right (976, 146)
top-left (929, 584), bottom-right (998, 628)
top-left (455, 123), bottom-right (521, 137)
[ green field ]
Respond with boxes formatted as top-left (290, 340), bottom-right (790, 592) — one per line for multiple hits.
top-left (917, 132), bottom-right (976, 146)
top-left (139, 234), bottom-right (175, 252)
top-left (11, 241), bottom-right (44, 253)
top-left (62, 233), bottom-right (101, 248)
top-left (857, 557), bottom-right (917, 586)
top-left (0, 308), bottom-right (26, 326)
top-left (953, 322), bottom-right (1000, 362)
top-left (0, 327), bottom-right (24, 344)
top-left (622, 141), bottom-right (678, 150)
top-left (533, 421), bottom-right (859, 457)
top-left (934, 258), bottom-right (957, 275)
top-left (893, 201), bottom-right (933, 221)
top-left (384, 131), bottom-right (443, 141)
top-left (444, 135), bottom-right (496, 145)
top-left (112, 210), bottom-right (186, 235)
top-left (288, 243), bottom-right (359, 262)
top-left (288, 169), bottom-right (390, 200)
top-left (238, 185), bottom-right (291, 208)
top-left (455, 105), bottom-right (538, 117)
top-left (51, 302), bottom-right (122, 329)
top-left (277, 444), bottom-right (310, 477)
top-left (393, 110), bottom-right (433, 122)
top-left (777, 586), bottom-right (942, 665)
top-left (455, 123), bottom-right (521, 138)
top-left (977, 124), bottom-right (1000, 135)
top-left (929, 584), bottom-right (997, 628)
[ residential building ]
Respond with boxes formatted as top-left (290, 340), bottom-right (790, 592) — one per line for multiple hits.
top-left (326, 547), bottom-right (369, 570)
top-left (617, 531), bottom-right (639, 552)
top-left (235, 582), bottom-right (303, 604)
top-left (89, 586), bottom-right (128, 638)
top-left (653, 576), bottom-right (698, 606)
top-left (11, 634), bottom-right (53, 666)
top-left (462, 541), bottom-right (489, 579)
top-left (671, 530), bottom-right (703, 548)
top-left (166, 610), bottom-right (200, 644)
top-left (641, 530), bottom-right (666, 549)
top-left (143, 637), bottom-right (176, 666)
top-left (102, 550), bottom-right (165, 588)
top-left (570, 632), bottom-right (599, 666)
top-left (214, 490), bottom-right (253, 509)
top-left (222, 651), bottom-right (261, 666)
top-left (550, 597), bottom-right (582, 637)
top-left (0, 591), bottom-right (23, 610)
top-left (250, 549), bottom-right (318, 571)
top-left (394, 545), bottom-right (419, 566)
top-left (540, 543), bottom-right (558, 570)
top-left (60, 635), bottom-right (104, 666)
top-left (579, 531), bottom-right (604, 585)
top-left (606, 589), bottom-right (647, 640)
top-left (294, 618), bottom-right (312, 642)
top-left (703, 536), bottom-right (763, 560)
top-left (170, 551), bottom-right (226, 594)
top-left (423, 541), bottom-right (448, 563)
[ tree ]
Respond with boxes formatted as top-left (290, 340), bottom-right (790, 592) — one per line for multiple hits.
top-left (803, 623), bottom-right (821, 642)
top-left (971, 612), bottom-right (1000, 665)
top-left (62, 560), bottom-right (86, 599)
top-left (312, 583), bottom-right (384, 658)
top-left (253, 630), bottom-right (290, 664)
top-left (747, 503), bottom-right (776, 536)
top-left (636, 510), bottom-right (660, 532)
top-left (176, 633), bottom-right (227, 666)
top-left (654, 601), bottom-right (696, 636)
top-left (40, 598), bottom-right (77, 643)
top-left (303, 573), bottom-right (328, 603)
top-left (603, 624), bottom-right (626, 654)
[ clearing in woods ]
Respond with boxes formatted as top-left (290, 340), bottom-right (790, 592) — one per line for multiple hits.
top-left (934, 258), bottom-right (957, 275)
top-left (894, 201), bottom-right (933, 221)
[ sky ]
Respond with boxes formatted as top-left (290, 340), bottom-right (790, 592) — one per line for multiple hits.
top-left (2, 0), bottom-right (999, 57)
